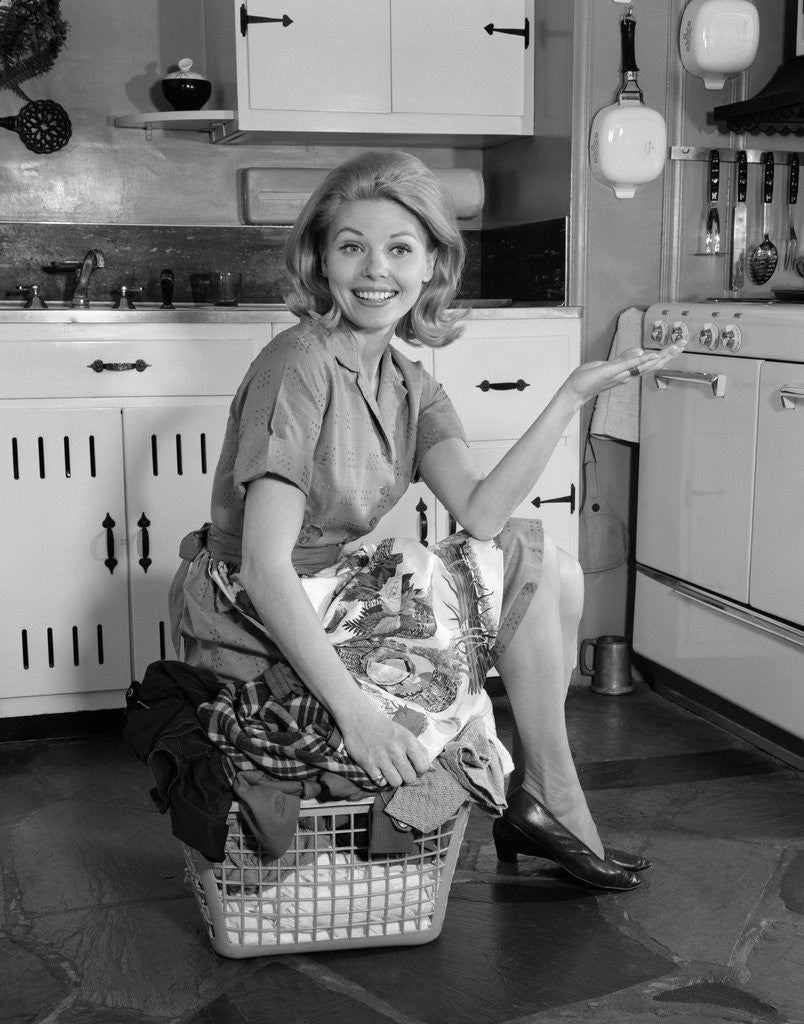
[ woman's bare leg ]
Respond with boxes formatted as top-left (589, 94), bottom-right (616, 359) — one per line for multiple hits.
top-left (495, 534), bottom-right (604, 857)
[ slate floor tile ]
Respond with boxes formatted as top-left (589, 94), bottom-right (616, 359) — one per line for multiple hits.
top-left (29, 898), bottom-right (238, 1020)
top-left (579, 748), bottom-right (784, 791)
top-left (621, 831), bottom-right (781, 964)
top-left (188, 961), bottom-right (399, 1024)
top-left (670, 775), bottom-right (804, 843)
top-left (9, 799), bottom-right (186, 915)
top-left (316, 881), bottom-right (673, 1023)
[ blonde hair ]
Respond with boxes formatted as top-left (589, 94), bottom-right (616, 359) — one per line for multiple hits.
top-left (284, 150), bottom-right (466, 347)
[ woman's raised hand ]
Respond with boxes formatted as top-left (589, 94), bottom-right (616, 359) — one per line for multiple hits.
top-left (563, 343), bottom-right (684, 408)
top-left (339, 703), bottom-right (432, 788)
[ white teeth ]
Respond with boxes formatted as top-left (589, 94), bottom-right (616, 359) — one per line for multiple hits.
top-left (354, 291), bottom-right (395, 302)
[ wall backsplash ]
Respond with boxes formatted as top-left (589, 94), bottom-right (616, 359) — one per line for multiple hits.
top-left (0, 219), bottom-right (563, 307)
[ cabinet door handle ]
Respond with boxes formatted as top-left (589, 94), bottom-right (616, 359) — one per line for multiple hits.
top-left (88, 359), bottom-right (151, 373)
top-left (102, 513), bottom-right (117, 574)
top-left (476, 378), bottom-right (530, 392)
top-left (138, 512), bottom-right (152, 573)
top-left (484, 18), bottom-right (530, 49)
top-left (531, 483), bottom-right (576, 514)
top-left (416, 497), bottom-right (429, 548)
top-left (240, 4), bottom-right (293, 35)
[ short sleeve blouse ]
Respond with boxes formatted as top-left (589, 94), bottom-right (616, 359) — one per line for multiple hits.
top-left (207, 317), bottom-right (467, 567)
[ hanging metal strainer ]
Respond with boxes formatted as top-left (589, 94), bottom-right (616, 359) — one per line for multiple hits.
top-left (0, 96), bottom-right (71, 152)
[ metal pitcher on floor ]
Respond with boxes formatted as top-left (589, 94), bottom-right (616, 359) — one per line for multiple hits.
top-left (579, 635), bottom-right (634, 695)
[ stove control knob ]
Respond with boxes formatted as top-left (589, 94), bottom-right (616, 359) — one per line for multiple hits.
top-left (721, 325), bottom-right (742, 353)
top-left (650, 320), bottom-right (669, 347)
top-left (699, 322), bottom-right (719, 350)
top-left (670, 321), bottom-right (690, 347)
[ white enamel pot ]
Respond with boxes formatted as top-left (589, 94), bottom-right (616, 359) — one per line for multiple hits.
top-left (679, 0), bottom-right (759, 90)
top-left (589, 13), bottom-right (667, 200)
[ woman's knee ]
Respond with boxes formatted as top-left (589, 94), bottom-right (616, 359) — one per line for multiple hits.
top-left (555, 542), bottom-right (584, 621)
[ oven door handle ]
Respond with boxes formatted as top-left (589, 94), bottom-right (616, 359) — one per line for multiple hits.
top-left (670, 578), bottom-right (804, 650)
top-left (654, 370), bottom-right (726, 398)
top-left (780, 385), bottom-right (804, 409)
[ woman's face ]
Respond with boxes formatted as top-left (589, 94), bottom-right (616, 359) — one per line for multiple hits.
top-left (320, 198), bottom-right (435, 337)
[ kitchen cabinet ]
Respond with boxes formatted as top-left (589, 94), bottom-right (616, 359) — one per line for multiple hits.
top-left (0, 320), bottom-right (270, 721)
top-left (203, 0), bottom-right (534, 143)
top-left (354, 314), bottom-right (581, 558)
top-left (0, 308), bottom-right (578, 721)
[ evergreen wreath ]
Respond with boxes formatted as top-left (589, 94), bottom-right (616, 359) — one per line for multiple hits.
top-left (0, 0), bottom-right (69, 99)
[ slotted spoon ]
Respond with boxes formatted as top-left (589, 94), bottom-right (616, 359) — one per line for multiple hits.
top-left (749, 152), bottom-right (778, 285)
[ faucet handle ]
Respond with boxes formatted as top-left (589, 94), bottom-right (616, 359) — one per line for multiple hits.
top-left (16, 284), bottom-right (48, 309)
top-left (113, 285), bottom-right (142, 310)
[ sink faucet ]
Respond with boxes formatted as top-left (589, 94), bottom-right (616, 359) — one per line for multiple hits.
top-left (71, 249), bottom-right (106, 307)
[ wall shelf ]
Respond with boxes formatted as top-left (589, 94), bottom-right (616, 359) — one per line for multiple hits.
top-left (114, 111), bottom-right (234, 139)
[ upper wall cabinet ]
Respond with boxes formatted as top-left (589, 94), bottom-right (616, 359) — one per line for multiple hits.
top-left (204, 0), bottom-right (534, 144)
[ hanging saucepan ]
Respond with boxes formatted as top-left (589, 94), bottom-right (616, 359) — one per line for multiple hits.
top-left (0, 97), bottom-right (71, 153)
top-left (589, 9), bottom-right (667, 199)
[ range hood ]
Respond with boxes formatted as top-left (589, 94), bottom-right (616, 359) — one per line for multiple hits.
top-left (714, 4), bottom-right (804, 135)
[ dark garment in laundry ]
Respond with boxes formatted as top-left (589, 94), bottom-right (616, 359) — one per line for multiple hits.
top-left (124, 660), bottom-right (233, 862)
top-left (233, 771), bottom-right (301, 858)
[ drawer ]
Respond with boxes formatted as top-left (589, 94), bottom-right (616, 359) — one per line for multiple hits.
top-left (434, 328), bottom-right (577, 441)
top-left (0, 337), bottom-right (261, 398)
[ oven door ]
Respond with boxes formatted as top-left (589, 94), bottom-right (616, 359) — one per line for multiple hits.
top-left (635, 353), bottom-right (761, 603)
top-left (749, 360), bottom-right (804, 623)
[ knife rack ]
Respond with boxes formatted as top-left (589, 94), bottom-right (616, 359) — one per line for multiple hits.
top-left (671, 146), bottom-right (798, 165)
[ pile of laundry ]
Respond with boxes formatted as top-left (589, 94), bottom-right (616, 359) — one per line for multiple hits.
top-left (124, 659), bottom-right (508, 870)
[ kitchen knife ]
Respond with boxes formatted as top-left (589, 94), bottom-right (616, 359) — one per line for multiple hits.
top-left (731, 150), bottom-right (748, 291)
top-left (705, 149), bottom-right (720, 254)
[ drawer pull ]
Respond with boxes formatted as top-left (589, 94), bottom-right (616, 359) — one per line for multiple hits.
top-left (138, 512), bottom-right (152, 573)
top-left (416, 497), bottom-right (429, 548)
top-left (476, 379), bottom-right (530, 392)
top-left (88, 359), bottom-right (151, 374)
top-left (102, 513), bottom-right (117, 574)
top-left (531, 483), bottom-right (576, 514)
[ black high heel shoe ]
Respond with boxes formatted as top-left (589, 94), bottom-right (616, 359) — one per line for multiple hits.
top-left (493, 788), bottom-right (641, 891)
top-left (606, 847), bottom-right (652, 872)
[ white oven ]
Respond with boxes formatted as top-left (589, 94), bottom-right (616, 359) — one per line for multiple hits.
top-left (633, 301), bottom-right (804, 762)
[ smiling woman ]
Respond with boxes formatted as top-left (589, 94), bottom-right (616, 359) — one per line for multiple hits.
top-left (170, 149), bottom-right (678, 893)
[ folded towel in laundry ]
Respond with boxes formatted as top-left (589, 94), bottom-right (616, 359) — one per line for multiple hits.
top-left (589, 306), bottom-right (646, 444)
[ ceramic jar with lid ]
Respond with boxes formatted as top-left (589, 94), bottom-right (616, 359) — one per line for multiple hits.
top-left (161, 58), bottom-right (212, 111)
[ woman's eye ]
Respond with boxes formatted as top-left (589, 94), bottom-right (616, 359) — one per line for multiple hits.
top-left (339, 243), bottom-right (362, 254)
top-left (390, 245), bottom-right (412, 256)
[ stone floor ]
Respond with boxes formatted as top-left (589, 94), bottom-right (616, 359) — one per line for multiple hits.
top-left (2, 682), bottom-right (803, 1024)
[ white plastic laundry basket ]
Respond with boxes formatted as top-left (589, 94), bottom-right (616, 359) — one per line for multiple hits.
top-left (183, 797), bottom-right (470, 958)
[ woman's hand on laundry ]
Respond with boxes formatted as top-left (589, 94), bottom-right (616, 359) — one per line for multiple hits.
top-left (338, 703), bottom-right (432, 788)
top-left (562, 343), bottom-right (684, 407)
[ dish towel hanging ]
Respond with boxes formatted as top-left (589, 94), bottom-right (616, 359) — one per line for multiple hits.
top-left (578, 437), bottom-right (629, 574)
top-left (589, 306), bottom-right (646, 444)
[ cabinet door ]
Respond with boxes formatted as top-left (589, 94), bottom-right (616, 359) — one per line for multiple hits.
top-left (124, 402), bottom-right (230, 679)
top-left (0, 409), bottom-right (131, 705)
top-left (464, 440), bottom-right (577, 556)
top-left (243, 0), bottom-right (391, 113)
top-left (392, 0), bottom-right (528, 116)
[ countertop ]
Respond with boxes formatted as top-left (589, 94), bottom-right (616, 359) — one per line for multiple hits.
top-left (0, 302), bottom-right (582, 324)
